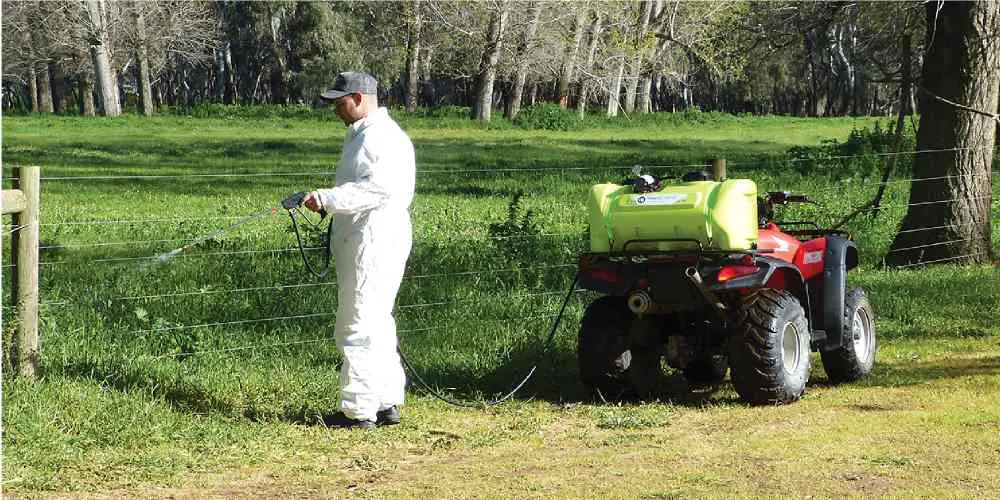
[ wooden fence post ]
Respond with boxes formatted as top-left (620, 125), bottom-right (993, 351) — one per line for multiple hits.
top-left (4, 166), bottom-right (40, 378)
top-left (709, 158), bottom-right (726, 181)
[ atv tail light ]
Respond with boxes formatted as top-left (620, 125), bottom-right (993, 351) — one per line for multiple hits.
top-left (588, 267), bottom-right (621, 284)
top-left (717, 265), bottom-right (759, 283)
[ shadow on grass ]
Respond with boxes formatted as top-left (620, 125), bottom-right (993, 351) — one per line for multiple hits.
top-left (860, 354), bottom-right (1000, 388)
top-left (393, 337), bottom-right (745, 409)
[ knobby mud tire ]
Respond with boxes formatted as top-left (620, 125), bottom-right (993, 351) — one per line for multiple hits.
top-left (728, 289), bottom-right (811, 405)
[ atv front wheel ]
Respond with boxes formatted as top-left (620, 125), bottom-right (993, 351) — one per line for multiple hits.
top-left (821, 287), bottom-right (876, 383)
top-left (578, 296), bottom-right (661, 401)
top-left (729, 289), bottom-right (811, 405)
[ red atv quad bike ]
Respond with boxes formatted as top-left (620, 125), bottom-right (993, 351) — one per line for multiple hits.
top-left (577, 172), bottom-right (876, 405)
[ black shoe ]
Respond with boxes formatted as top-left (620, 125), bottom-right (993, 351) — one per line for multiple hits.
top-left (376, 406), bottom-right (401, 427)
top-left (321, 412), bottom-right (376, 430)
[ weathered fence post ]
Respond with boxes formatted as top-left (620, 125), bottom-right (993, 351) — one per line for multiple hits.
top-left (4, 165), bottom-right (41, 378)
top-left (709, 158), bottom-right (726, 181)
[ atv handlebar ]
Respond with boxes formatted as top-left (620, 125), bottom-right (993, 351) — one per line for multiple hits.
top-left (765, 191), bottom-right (811, 205)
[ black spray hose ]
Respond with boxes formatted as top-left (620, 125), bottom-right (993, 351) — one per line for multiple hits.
top-left (396, 273), bottom-right (580, 408)
top-left (287, 208), bottom-right (334, 279)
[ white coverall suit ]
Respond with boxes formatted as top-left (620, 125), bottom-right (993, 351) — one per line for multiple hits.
top-left (314, 107), bottom-right (414, 421)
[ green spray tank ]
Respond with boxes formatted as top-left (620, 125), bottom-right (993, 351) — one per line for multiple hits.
top-left (588, 176), bottom-right (759, 253)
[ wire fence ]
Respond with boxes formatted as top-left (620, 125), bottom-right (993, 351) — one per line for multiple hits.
top-left (3, 147), bottom-right (998, 364)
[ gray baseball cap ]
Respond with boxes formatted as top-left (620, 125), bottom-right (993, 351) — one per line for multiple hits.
top-left (320, 71), bottom-right (378, 100)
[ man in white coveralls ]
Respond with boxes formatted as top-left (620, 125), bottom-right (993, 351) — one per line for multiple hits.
top-left (302, 71), bottom-right (414, 429)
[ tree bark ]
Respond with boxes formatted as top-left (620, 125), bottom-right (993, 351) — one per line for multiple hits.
top-left (637, 74), bottom-right (653, 113)
top-left (899, 33), bottom-right (913, 116)
top-left (885, 2), bottom-right (1000, 267)
top-left (803, 31), bottom-right (820, 117)
top-left (23, 28), bottom-right (40, 113)
top-left (472, 1), bottom-right (508, 121)
top-left (506, 0), bottom-right (542, 119)
top-left (421, 45), bottom-right (434, 105)
top-left (215, 46), bottom-right (226, 103)
top-left (266, 5), bottom-right (287, 105)
top-left (405, 0), bottom-right (422, 113)
top-left (606, 56), bottom-right (625, 117)
top-left (27, 64), bottom-right (39, 113)
top-left (79, 73), bottom-right (96, 116)
top-left (85, 0), bottom-right (121, 116)
top-left (134, 7), bottom-right (154, 116)
top-left (625, 0), bottom-right (652, 113)
top-left (577, 10), bottom-right (603, 119)
top-left (36, 63), bottom-right (54, 113)
top-left (558, 9), bottom-right (587, 108)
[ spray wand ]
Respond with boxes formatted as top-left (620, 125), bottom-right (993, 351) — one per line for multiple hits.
top-left (155, 192), bottom-right (332, 278)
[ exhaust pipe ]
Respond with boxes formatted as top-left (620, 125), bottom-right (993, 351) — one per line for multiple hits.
top-left (627, 290), bottom-right (654, 315)
top-left (627, 290), bottom-right (674, 315)
top-left (685, 267), bottom-right (728, 320)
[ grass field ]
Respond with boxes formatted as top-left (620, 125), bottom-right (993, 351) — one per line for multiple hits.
top-left (2, 110), bottom-right (999, 497)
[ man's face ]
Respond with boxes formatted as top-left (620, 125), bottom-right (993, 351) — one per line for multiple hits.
top-left (332, 93), bottom-right (362, 125)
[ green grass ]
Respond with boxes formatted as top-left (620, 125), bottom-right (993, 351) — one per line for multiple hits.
top-left (2, 112), bottom-right (999, 496)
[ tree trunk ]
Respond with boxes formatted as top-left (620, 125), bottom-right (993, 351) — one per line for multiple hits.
top-left (421, 46), bottom-right (434, 106)
top-left (27, 65), bottom-right (39, 113)
top-left (885, 2), bottom-right (1000, 267)
top-left (899, 34), bottom-right (913, 116)
top-left (606, 56), bottom-right (625, 117)
top-left (85, 0), bottom-right (120, 116)
top-left (625, 0), bottom-right (652, 113)
top-left (558, 9), bottom-right (587, 108)
top-left (267, 5), bottom-right (287, 105)
top-left (803, 30), bottom-right (820, 117)
top-left (405, 0), bottom-right (422, 113)
top-left (637, 74), bottom-right (653, 113)
top-left (506, 0), bottom-right (542, 119)
top-left (134, 8), bottom-right (154, 116)
top-left (577, 10), bottom-right (603, 119)
top-left (23, 29), bottom-right (40, 113)
top-left (215, 46), bottom-right (226, 103)
top-left (472, 1), bottom-right (508, 121)
top-left (36, 63), bottom-right (54, 113)
top-left (49, 63), bottom-right (65, 114)
top-left (79, 73), bottom-right (96, 116)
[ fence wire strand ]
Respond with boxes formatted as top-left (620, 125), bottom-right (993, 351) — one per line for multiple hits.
top-left (9, 145), bottom-right (999, 362)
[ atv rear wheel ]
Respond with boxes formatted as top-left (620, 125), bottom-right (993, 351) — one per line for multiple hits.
top-left (578, 296), bottom-right (661, 401)
top-left (729, 289), bottom-right (811, 405)
top-left (821, 287), bottom-right (876, 383)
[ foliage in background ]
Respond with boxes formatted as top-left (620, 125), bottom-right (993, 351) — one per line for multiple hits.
top-left (3, 2), bottom-right (926, 119)
top-left (513, 104), bottom-right (578, 131)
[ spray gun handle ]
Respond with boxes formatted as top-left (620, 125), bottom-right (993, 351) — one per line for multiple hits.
top-left (282, 191), bottom-right (329, 218)
top-left (282, 191), bottom-right (308, 210)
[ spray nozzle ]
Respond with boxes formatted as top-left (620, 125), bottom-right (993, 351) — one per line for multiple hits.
top-left (282, 191), bottom-right (309, 210)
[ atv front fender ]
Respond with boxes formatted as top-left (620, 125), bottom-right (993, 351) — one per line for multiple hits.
top-left (819, 236), bottom-right (859, 351)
